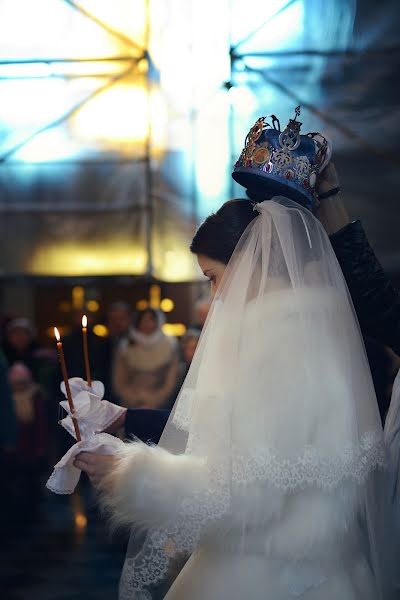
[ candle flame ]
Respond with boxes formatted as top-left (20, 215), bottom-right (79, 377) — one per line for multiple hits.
top-left (54, 327), bottom-right (60, 341)
top-left (82, 315), bottom-right (87, 328)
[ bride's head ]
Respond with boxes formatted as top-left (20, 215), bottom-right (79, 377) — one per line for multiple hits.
top-left (190, 199), bottom-right (257, 294)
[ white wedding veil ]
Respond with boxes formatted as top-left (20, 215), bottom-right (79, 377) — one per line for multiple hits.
top-left (119, 197), bottom-right (399, 600)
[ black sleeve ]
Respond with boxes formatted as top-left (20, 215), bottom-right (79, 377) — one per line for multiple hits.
top-left (330, 220), bottom-right (400, 355)
top-left (124, 408), bottom-right (171, 444)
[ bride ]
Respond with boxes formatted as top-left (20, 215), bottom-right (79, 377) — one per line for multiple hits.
top-left (76, 196), bottom-right (399, 600)
top-left (74, 92), bottom-right (399, 600)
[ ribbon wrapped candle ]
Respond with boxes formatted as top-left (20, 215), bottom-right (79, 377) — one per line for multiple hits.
top-left (54, 327), bottom-right (81, 441)
top-left (81, 315), bottom-right (92, 388)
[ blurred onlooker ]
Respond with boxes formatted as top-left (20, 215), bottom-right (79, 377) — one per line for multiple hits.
top-left (113, 308), bottom-right (179, 409)
top-left (106, 301), bottom-right (132, 351)
top-left (2, 317), bottom-right (56, 390)
top-left (181, 329), bottom-right (200, 371)
top-left (0, 349), bottom-right (16, 455)
top-left (8, 362), bottom-right (48, 509)
top-left (0, 350), bottom-right (17, 529)
top-left (167, 329), bottom-right (201, 408)
top-left (105, 302), bottom-right (132, 403)
top-left (190, 297), bottom-right (211, 333)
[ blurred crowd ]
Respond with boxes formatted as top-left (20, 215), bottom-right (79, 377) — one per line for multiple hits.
top-left (0, 297), bottom-right (211, 526)
top-left (1, 293), bottom-right (399, 530)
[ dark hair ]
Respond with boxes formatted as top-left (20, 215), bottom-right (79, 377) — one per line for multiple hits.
top-left (190, 199), bottom-right (257, 264)
top-left (134, 308), bottom-right (158, 330)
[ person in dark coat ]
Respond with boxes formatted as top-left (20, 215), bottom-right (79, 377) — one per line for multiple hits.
top-left (315, 162), bottom-right (400, 357)
top-left (0, 349), bottom-right (16, 453)
top-left (0, 349), bottom-right (17, 531)
top-left (8, 362), bottom-right (48, 517)
top-left (104, 301), bottom-right (132, 403)
top-left (2, 317), bottom-right (57, 391)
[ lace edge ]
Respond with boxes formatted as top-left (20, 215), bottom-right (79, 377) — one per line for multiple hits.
top-left (45, 469), bottom-right (78, 495)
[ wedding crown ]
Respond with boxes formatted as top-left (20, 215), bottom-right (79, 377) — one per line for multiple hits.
top-left (232, 106), bottom-right (331, 210)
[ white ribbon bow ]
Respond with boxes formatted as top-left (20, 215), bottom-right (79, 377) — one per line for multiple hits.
top-left (46, 378), bottom-right (126, 494)
top-left (59, 377), bottom-right (125, 440)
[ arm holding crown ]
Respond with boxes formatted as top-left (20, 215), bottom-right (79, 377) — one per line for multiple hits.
top-left (314, 162), bottom-right (350, 235)
top-left (231, 105), bottom-right (399, 358)
top-left (315, 162), bottom-right (400, 356)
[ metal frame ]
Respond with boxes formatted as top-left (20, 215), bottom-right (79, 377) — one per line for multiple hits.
top-left (0, 0), bottom-right (156, 280)
top-left (228, 0), bottom-right (398, 168)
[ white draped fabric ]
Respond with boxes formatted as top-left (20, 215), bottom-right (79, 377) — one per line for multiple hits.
top-left (98, 198), bottom-right (400, 599)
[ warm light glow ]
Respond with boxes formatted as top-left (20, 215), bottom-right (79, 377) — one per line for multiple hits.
top-left (72, 286), bottom-right (85, 309)
top-left (86, 300), bottom-right (100, 312)
top-left (162, 323), bottom-right (187, 337)
top-left (149, 284), bottom-right (161, 309)
top-left (136, 299), bottom-right (149, 311)
top-left (82, 315), bottom-right (88, 328)
top-left (29, 244), bottom-right (148, 276)
top-left (72, 0), bottom-right (147, 50)
top-left (48, 326), bottom-right (69, 338)
top-left (72, 82), bottom-right (149, 146)
top-left (137, 57), bottom-right (149, 73)
top-left (54, 327), bottom-right (60, 342)
top-left (160, 298), bottom-right (174, 313)
top-left (154, 248), bottom-right (198, 282)
top-left (93, 324), bottom-right (109, 337)
top-left (59, 301), bottom-right (71, 313)
top-left (74, 512), bottom-right (87, 530)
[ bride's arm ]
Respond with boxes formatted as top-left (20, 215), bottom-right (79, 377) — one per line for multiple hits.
top-left (76, 443), bottom-right (207, 530)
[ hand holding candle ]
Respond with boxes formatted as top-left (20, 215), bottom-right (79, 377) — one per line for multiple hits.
top-left (54, 327), bottom-right (81, 442)
top-left (81, 315), bottom-right (92, 388)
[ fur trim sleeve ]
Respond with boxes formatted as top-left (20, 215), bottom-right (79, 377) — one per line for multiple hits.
top-left (98, 440), bottom-right (207, 530)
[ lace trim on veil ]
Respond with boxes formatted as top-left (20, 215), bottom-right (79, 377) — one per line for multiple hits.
top-left (173, 389), bottom-right (385, 489)
top-left (119, 430), bottom-right (385, 599)
top-left (231, 430), bottom-right (385, 489)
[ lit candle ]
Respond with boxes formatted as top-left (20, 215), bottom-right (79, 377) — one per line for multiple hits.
top-left (81, 315), bottom-right (92, 388)
top-left (54, 327), bottom-right (81, 442)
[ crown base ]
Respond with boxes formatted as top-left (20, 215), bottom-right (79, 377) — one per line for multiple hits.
top-left (232, 167), bottom-right (316, 211)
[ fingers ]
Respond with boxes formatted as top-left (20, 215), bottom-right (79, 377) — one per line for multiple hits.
top-left (73, 452), bottom-right (116, 487)
top-left (74, 451), bottom-right (94, 465)
top-left (316, 162), bottom-right (340, 198)
top-left (73, 452), bottom-right (100, 474)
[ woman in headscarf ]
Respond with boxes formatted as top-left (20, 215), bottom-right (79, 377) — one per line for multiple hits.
top-left (112, 308), bottom-right (179, 410)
